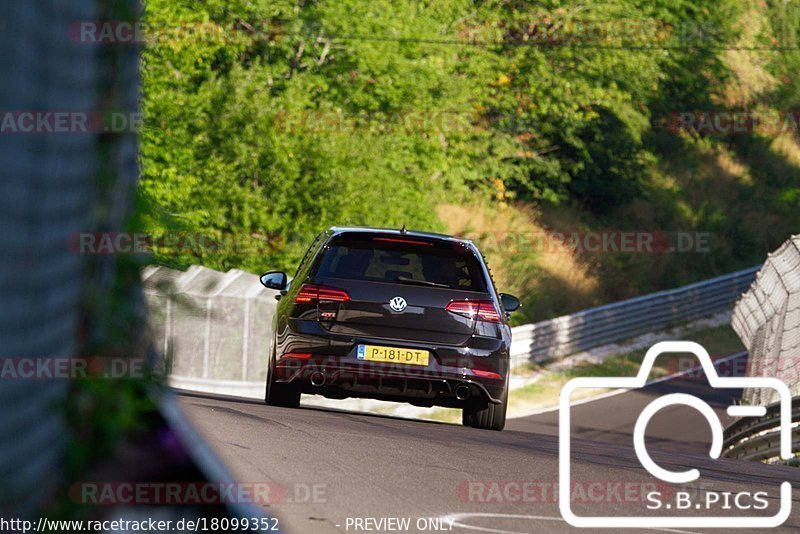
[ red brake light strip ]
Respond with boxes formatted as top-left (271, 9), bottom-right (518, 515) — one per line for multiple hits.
top-left (445, 300), bottom-right (501, 323)
top-left (372, 237), bottom-right (434, 246)
top-left (294, 283), bottom-right (350, 304)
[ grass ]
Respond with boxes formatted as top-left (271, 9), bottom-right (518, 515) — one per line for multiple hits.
top-left (435, 85), bottom-right (800, 325)
top-left (424, 323), bottom-right (744, 423)
top-left (422, 8), bottom-right (791, 426)
top-left (564, 323), bottom-right (745, 379)
top-left (437, 202), bottom-right (600, 324)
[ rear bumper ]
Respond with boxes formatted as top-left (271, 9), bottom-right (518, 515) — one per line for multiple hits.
top-left (274, 319), bottom-right (510, 408)
top-left (275, 358), bottom-right (506, 406)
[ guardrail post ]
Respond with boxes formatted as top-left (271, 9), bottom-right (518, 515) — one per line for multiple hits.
top-left (164, 296), bottom-right (172, 357)
top-left (204, 298), bottom-right (212, 379)
top-left (242, 298), bottom-right (251, 381)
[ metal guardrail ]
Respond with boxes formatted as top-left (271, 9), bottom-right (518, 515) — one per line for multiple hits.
top-left (723, 398), bottom-right (800, 463)
top-left (510, 266), bottom-right (760, 366)
top-left (147, 264), bottom-right (760, 399)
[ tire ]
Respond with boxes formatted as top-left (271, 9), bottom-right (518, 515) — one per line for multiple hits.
top-left (462, 387), bottom-right (507, 431)
top-left (265, 378), bottom-right (301, 408)
top-left (264, 345), bottom-right (301, 408)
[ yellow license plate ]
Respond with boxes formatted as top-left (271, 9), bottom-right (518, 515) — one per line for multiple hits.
top-left (357, 345), bottom-right (430, 366)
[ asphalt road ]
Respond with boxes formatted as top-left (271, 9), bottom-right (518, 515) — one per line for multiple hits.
top-left (506, 353), bottom-right (748, 454)
top-left (177, 353), bottom-right (800, 533)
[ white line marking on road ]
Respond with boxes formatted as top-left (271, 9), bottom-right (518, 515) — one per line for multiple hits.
top-left (439, 513), bottom-right (558, 534)
top-left (439, 512), bottom-right (703, 534)
top-left (508, 351), bottom-right (747, 419)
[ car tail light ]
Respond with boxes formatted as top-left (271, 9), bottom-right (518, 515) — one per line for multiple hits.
top-left (445, 300), bottom-right (501, 323)
top-left (294, 283), bottom-right (350, 304)
top-left (279, 352), bottom-right (313, 360)
top-left (471, 369), bottom-right (503, 380)
top-left (372, 237), bottom-right (433, 246)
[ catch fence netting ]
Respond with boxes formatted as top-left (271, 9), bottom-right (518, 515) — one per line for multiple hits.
top-left (732, 235), bottom-right (800, 405)
top-left (143, 266), bottom-right (277, 386)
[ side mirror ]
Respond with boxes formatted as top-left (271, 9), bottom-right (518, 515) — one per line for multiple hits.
top-left (260, 271), bottom-right (288, 291)
top-left (499, 293), bottom-right (521, 313)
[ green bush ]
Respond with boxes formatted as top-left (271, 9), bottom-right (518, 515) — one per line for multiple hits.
top-left (139, 0), bottom-right (795, 301)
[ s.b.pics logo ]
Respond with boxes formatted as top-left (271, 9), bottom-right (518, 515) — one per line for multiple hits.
top-left (559, 341), bottom-right (793, 529)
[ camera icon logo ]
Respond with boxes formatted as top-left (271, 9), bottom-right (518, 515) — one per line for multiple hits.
top-left (558, 341), bottom-right (793, 529)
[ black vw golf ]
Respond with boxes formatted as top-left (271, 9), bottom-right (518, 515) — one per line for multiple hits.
top-left (259, 227), bottom-right (520, 430)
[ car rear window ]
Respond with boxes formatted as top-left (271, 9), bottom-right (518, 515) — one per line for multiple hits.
top-left (314, 235), bottom-right (488, 292)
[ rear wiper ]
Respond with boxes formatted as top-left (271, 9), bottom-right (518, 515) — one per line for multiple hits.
top-left (396, 276), bottom-right (450, 289)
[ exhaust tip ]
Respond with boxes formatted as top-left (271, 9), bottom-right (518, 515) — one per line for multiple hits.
top-left (310, 371), bottom-right (326, 387)
top-left (455, 384), bottom-right (471, 401)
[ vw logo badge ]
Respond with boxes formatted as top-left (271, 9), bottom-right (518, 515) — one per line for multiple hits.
top-left (389, 296), bottom-right (407, 312)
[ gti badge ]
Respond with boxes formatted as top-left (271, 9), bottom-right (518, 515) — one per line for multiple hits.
top-left (389, 296), bottom-right (407, 312)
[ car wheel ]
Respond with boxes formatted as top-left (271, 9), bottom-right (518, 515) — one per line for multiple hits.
top-left (462, 387), bottom-right (507, 431)
top-left (264, 345), bottom-right (301, 408)
top-left (265, 378), bottom-right (301, 408)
